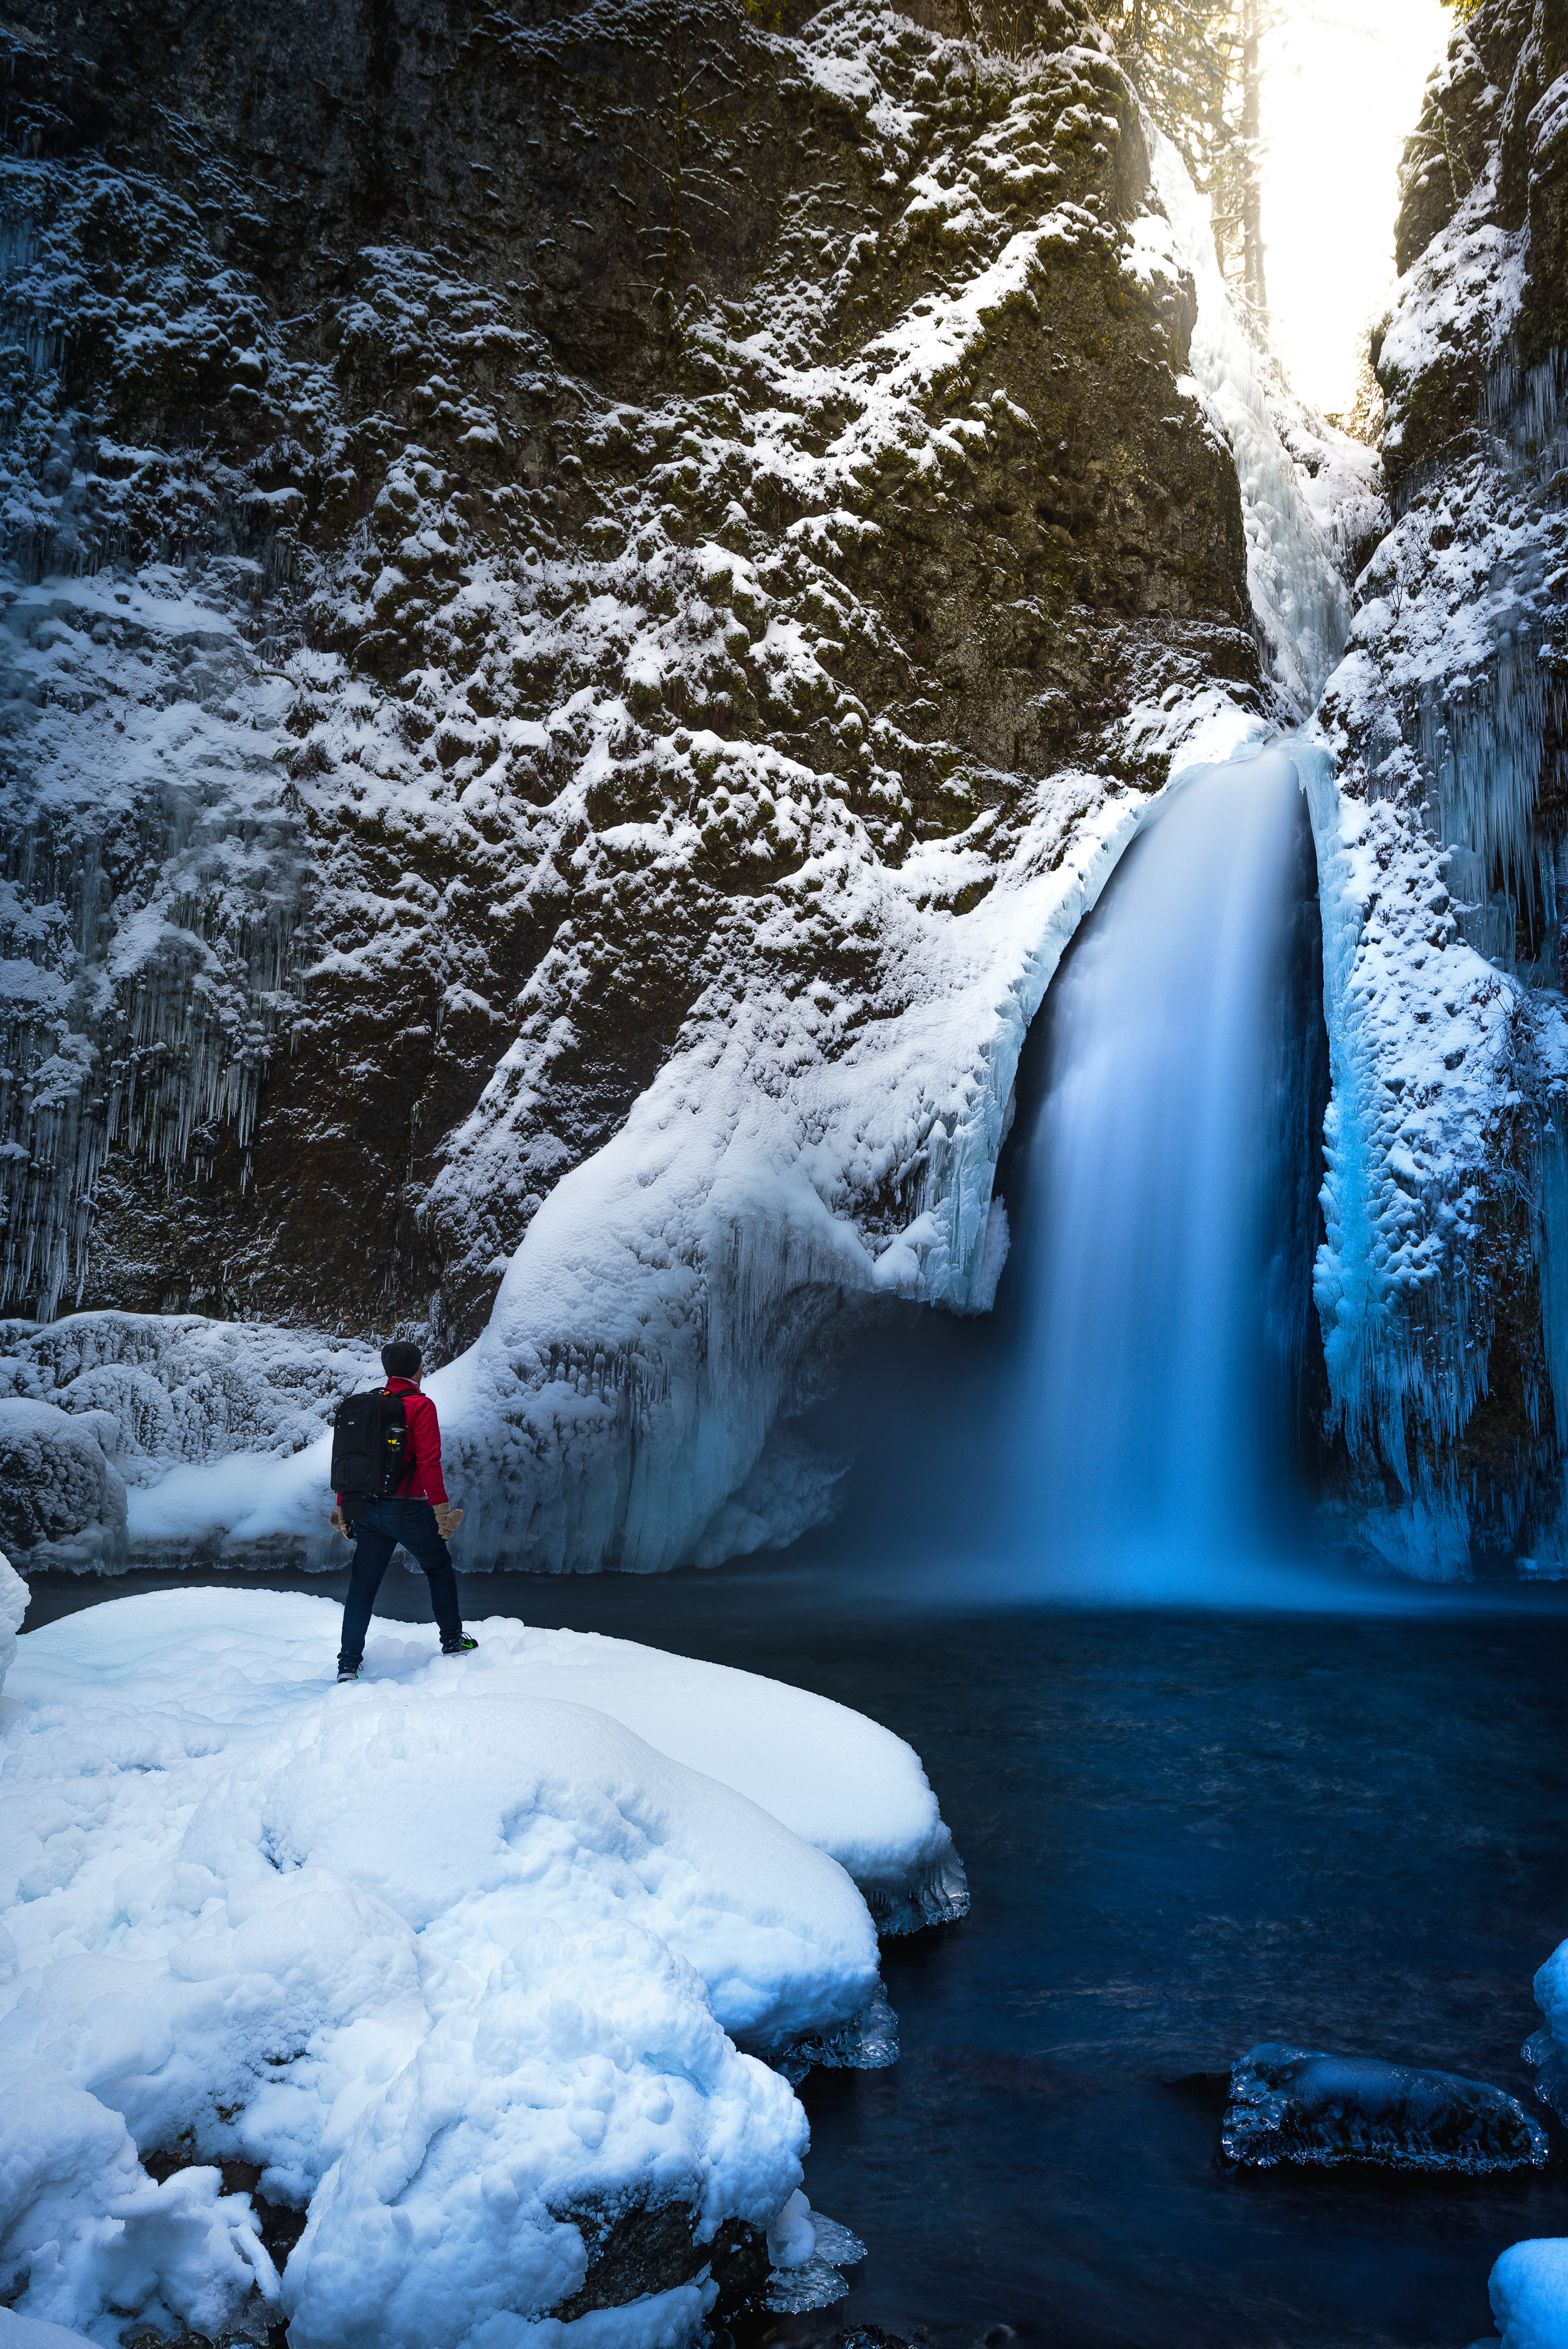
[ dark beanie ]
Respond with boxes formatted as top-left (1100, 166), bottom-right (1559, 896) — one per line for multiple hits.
top-left (381, 1340), bottom-right (423, 1379)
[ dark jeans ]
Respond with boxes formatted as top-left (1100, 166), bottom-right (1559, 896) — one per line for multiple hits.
top-left (339, 1497), bottom-right (462, 1669)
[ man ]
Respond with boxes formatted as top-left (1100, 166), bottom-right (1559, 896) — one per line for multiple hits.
top-left (332, 1340), bottom-right (477, 1682)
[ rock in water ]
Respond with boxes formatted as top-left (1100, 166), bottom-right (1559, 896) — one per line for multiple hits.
top-left (1221, 2042), bottom-right (1548, 2173)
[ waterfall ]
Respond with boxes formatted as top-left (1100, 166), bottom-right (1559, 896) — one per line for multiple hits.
top-left (995, 745), bottom-right (1325, 1587)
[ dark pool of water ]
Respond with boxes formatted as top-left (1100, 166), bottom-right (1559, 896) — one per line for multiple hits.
top-left (22, 1557), bottom-right (1568, 2349)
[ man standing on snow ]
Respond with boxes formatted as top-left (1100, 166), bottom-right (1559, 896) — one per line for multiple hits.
top-left (332, 1340), bottom-right (477, 1682)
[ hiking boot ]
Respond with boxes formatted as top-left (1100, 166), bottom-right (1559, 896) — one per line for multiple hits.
top-left (337, 1663), bottom-right (360, 1682)
top-left (442, 1635), bottom-right (478, 1657)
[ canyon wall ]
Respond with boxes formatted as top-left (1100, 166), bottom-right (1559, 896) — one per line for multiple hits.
top-left (1308, 0), bottom-right (1568, 1572)
top-left (0, 0), bottom-right (1290, 1567)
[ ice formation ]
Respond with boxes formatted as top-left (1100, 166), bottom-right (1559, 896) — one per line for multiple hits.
top-left (1520, 1935), bottom-right (1568, 2122)
top-left (760, 2202), bottom-right (867, 2315)
top-left (0, 571), bottom-right (300, 1321)
top-left (0, 1403), bottom-right (125, 1567)
top-left (0, 1588), bottom-right (944, 2341)
top-left (0, 1547), bottom-right (26, 1701)
top-left (1221, 2042), bottom-right (1547, 2173)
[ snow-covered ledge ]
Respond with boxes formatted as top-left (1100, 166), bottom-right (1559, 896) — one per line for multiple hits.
top-left (0, 1588), bottom-right (966, 2345)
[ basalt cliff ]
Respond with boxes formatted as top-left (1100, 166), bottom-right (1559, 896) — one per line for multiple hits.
top-left (3, 0), bottom-right (1562, 1580)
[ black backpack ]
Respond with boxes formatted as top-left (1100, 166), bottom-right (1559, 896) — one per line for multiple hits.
top-left (331, 1387), bottom-right (412, 1512)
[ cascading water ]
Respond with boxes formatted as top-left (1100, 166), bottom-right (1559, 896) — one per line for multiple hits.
top-left (999, 747), bottom-right (1323, 1586)
top-left (820, 745), bottom-right (1330, 1603)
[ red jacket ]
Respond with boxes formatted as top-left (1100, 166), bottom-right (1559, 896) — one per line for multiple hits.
top-left (383, 1377), bottom-right (449, 1506)
top-left (384, 1372), bottom-right (446, 1503)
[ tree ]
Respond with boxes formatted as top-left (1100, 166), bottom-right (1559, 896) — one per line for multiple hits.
top-left (1111, 0), bottom-right (1272, 328)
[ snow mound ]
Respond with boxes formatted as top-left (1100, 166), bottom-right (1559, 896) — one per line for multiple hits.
top-left (0, 1589), bottom-right (924, 2343)
top-left (438, 1618), bottom-right (968, 1931)
top-left (1491, 2240), bottom-right (1568, 2349)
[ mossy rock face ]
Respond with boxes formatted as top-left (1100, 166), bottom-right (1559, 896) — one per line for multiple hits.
top-left (0, 0), bottom-right (1257, 1345)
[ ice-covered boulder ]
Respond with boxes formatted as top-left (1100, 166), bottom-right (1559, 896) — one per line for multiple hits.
top-left (0, 1549), bottom-right (25, 1699)
top-left (0, 1587), bottom-right (940, 2345)
top-left (1522, 1940), bottom-right (1568, 2121)
top-left (0, 1401), bottom-right (126, 1566)
top-left (1221, 2042), bottom-right (1547, 2172)
top-left (1490, 2239), bottom-right (1568, 2349)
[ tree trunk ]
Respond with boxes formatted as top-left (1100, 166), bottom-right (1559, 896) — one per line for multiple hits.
top-left (1240, 0), bottom-right (1268, 321)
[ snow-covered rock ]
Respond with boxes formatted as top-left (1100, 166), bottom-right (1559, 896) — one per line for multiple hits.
top-left (0, 1401), bottom-right (125, 1569)
top-left (0, 2059), bottom-right (279, 2343)
top-left (1491, 2239), bottom-right (1568, 2349)
top-left (280, 1920), bottom-right (790, 2349)
top-left (0, 1588), bottom-right (954, 2343)
top-left (1221, 2041), bottom-right (1546, 2172)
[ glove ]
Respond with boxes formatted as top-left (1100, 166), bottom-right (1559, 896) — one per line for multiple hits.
top-left (434, 1503), bottom-right (464, 1541)
top-left (329, 1507), bottom-right (353, 1538)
